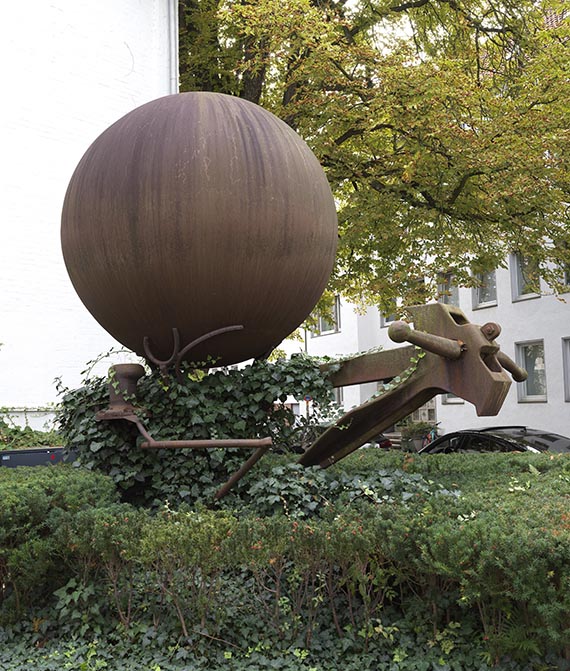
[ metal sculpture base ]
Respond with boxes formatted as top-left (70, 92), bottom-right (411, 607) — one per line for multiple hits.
top-left (96, 365), bottom-right (271, 501)
top-left (97, 325), bottom-right (270, 500)
top-left (96, 305), bottom-right (528, 498)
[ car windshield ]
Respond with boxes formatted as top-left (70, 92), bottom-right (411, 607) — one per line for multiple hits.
top-left (484, 427), bottom-right (570, 453)
top-left (424, 432), bottom-right (521, 454)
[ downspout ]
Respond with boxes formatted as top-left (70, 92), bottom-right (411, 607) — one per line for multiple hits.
top-left (167, 0), bottom-right (179, 93)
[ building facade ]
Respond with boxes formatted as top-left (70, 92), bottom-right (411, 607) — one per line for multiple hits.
top-left (0, 1), bottom-right (178, 427)
top-left (307, 258), bottom-right (570, 437)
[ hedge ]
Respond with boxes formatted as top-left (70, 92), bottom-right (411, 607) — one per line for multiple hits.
top-left (1, 452), bottom-right (570, 666)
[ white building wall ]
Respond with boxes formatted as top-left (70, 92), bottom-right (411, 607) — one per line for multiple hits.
top-left (306, 298), bottom-right (379, 410)
top-left (307, 266), bottom-right (570, 437)
top-left (0, 1), bottom-right (178, 426)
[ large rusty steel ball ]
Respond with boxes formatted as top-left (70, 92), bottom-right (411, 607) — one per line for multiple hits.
top-left (61, 92), bottom-right (337, 366)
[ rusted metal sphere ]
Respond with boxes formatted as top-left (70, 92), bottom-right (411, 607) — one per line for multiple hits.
top-left (61, 92), bottom-right (337, 366)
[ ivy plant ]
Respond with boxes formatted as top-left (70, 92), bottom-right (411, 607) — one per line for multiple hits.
top-left (57, 355), bottom-right (338, 506)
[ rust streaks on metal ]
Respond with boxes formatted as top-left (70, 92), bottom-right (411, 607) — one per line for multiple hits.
top-left (61, 92), bottom-right (337, 367)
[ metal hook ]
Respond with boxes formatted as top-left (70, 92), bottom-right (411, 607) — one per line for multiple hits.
top-left (143, 328), bottom-right (181, 377)
top-left (143, 325), bottom-right (245, 381)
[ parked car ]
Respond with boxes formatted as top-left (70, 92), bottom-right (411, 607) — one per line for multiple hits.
top-left (418, 426), bottom-right (570, 455)
top-left (0, 447), bottom-right (77, 467)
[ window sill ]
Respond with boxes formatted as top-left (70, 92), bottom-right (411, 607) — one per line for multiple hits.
top-left (472, 301), bottom-right (498, 311)
top-left (311, 330), bottom-right (341, 338)
top-left (512, 292), bottom-right (541, 303)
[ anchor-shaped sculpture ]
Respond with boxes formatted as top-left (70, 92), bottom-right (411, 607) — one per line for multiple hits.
top-left (299, 303), bottom-right (526, 467)
top-left (97, 303), bottom-right (526, 497)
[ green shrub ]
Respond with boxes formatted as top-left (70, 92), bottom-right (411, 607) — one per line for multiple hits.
top-left (3, 442), bottom-right (570, 664)
top-left (57, 356), bottom-right (338, 506)
top-left (0, 417), bottom-right (62, 450)
top-left (0, 466), bottom-right (118, 619)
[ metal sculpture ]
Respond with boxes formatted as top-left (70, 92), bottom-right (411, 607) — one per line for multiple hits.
top-left (300, 303), bottom-right (527, 467)
top-left (61, 92), bottom-right (526, 498)
top-left (61, 92), bottom-right (338, 367)
top-left (95, 303), bottom-right (526, 497)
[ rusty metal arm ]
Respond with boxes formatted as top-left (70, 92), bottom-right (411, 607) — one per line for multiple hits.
top-left (300, 355), bottom-right (438, 467)
top-left (497, 351), bottom-right (528, 382)
top-left (96, 363), bottom-right (271, 499)
top-left (301, 304), bottom-right (526, 468)
top-left (139, 438), bottom-right (272, 450)
top-left (107, 411), bottom-right (272, 500)
top-left (321, 346), bottom-right (416, 388)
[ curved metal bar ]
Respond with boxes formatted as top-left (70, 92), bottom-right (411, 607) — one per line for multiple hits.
top-left (143, 327), bottom-right (180, 374)
top-left (174, 325), bottom-right (244, 380)
top-left (143, 325), bottom-right (244, 380)
top-left (176, 325), bottom-right (244, 362)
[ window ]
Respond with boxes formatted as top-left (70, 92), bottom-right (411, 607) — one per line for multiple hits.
top-left (312, 295), bottom-right (341, 336)
top-left (563, 265), bottom-right (570, 292)
top-left (438, 273), bottom-right (459, 306)
top-left (558, 240), bottom-right (570, 292)
top-left (515, 340), bottom-right (547, 402)
top-left (411, 399), bottom-right (437, 424)
top-left (472, 270), bottom-right (497, 309)
top-left (563, 338), bottom-right (570, 402)
top-left (511, 254), bottom-right (540, 301)
top-left (333, 386), bottom-right (344, 407)
top-left (441, 393), bottom-right (464, 405)
top-left (380, 312), bottom-right (397, 328)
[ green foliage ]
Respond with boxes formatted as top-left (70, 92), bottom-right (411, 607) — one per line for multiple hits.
top-left (3, 449), bottom-right (570, 665)
top-left (0, 466), bottom-right (118, 620)
top-left (57, 356), bottom-right (337, 506)
top-left (0, 416), bottom-right (62, 450)
top-left (178, 0), bottom-right (570, 311)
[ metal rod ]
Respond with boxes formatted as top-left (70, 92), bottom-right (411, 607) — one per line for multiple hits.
top-left (215, 445), bottom-right (271, 500)
top-left (140, 437), bottom-right (273, 449)
top-left (497, 351), bottom-right (528, 382)
top-left (388, 321), bottom-right (463, 360)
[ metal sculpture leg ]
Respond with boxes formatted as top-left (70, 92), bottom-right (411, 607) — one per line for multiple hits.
top-left (95, 361), bottom-right (271, 499)
top-left (300, 304), bottom-right (527, 468)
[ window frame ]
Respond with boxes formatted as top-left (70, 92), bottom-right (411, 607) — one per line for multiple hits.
top-left (510, 253), bottom-right (541, 302)
top-left (441, 393), bottom-right (464, 405)
top-left (437, 272), bottom-right (459, 307)
top-left (562, 266), bottom-right (570, 293)
top-left (333, 386), bottom-right (344, 407)
top-left (515, 339), bottom-right (547, 403)
top-left (472, 270), bottom-right (497, 310)
top-left (380, 312), bottom-right (397, 328)
top-left (312, 295), bottom-right (341, 337)
top-left (563, 338), bottom-right (570, 402)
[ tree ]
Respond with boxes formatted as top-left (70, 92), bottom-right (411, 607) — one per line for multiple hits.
top-left (179, 0), bottom-right (570, 313)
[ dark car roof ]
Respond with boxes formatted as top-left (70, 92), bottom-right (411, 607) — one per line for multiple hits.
top-left (473, 426), bottom-right (570, 453)
top-left (419, 426), bottom-right (570, 454)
